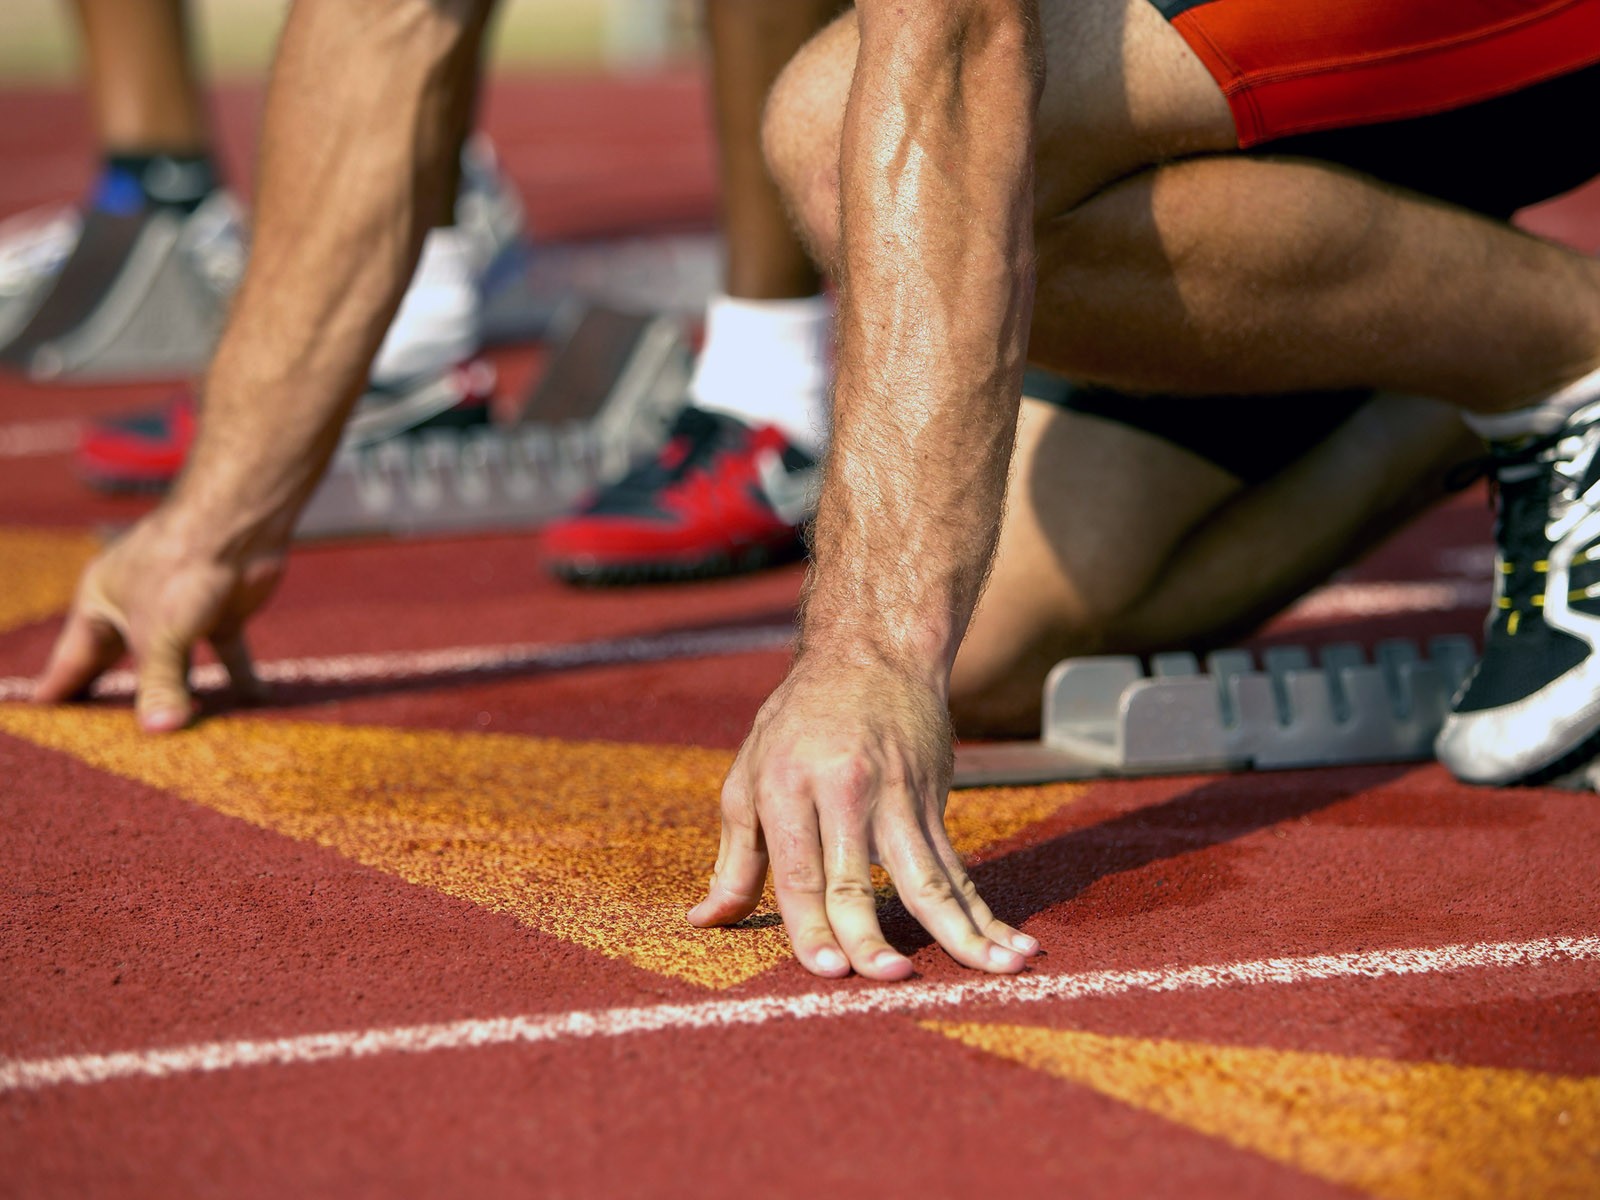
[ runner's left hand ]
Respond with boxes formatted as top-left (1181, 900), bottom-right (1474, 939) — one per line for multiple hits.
top-left (33, 506), bottom-right (283, 732)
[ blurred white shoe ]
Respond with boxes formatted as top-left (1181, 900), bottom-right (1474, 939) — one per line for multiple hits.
top-left (0, 136), bottom-right (524, 380)
top-left (456, 132), bottom-right (527, 278)
top-left (0, 205), bottom-right (82, 347)
top-left (368, 136), bottom-right (526, 384)
top-left (370, 225), bottom-right (483, 386)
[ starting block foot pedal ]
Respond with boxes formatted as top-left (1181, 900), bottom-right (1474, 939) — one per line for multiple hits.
top-left (294, 304), bottom-right (691, 539)
top-left (479, 233), bottom-right (721, 344)
top-left (953, 636), bottom-right (1477, 788)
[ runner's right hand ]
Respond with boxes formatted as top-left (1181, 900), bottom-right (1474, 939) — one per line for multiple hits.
top-left (33, 506), bottom-right (284, 732)
top-left (688, 654), bottom-right (1041, 977)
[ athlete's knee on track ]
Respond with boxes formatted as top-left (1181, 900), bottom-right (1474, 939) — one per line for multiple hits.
top-left (950, 602), bottom-right (1124, 738)
top-left (950, 632), bottom-right (1097, 739)
top-left (950, 653), bottom-right (1045, 740)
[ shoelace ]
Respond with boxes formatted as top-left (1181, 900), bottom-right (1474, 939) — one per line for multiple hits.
top-left (1460, 421), bottom-right (1600, 635)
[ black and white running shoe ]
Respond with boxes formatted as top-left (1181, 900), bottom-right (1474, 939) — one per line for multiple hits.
top-left (1437, 396), bottom-right (1600, 784)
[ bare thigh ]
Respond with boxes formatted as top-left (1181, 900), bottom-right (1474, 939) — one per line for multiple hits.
top-left (952, 395), bottom-right (1481, 736)
top-left (1031, 0), bottom-right (1237, 215)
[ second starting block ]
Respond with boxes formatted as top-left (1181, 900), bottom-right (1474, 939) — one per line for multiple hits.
top-left (294, 304), bottom-right (691, 539)
top-left (953, 636), bottom-right (1478, 788)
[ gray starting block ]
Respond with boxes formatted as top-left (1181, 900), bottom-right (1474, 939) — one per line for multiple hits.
top-left (2, 193), bottom-right (241, 382)
top-left (480, 232), bottom-right (721, 345)
top-left (294, 304), bottom-right (691, 539)
top-left (952, 636), bottom-right (1478, 788)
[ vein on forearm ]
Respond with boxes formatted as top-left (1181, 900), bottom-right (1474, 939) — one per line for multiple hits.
top-left (801, 1), bottom-right (1042, 682)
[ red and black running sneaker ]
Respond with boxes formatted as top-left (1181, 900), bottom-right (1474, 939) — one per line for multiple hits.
top-left (76, 361), bottom-right (496, 494)
top-left (542, 405), bottom-right (817, 584)
top-left (75, 390), bottom-right (199, 493)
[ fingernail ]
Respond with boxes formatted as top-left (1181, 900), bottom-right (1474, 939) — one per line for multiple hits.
top-left (815, 947), bottom-right (847, 972)
top-left (1011, 933), bottom-right (1040, 955)
top-left (874, 950), bottom-right (910, 973)
top-left (140, 708), bottom-right (188, 733)
top-left (987, 943), bottom-right (1021, 969)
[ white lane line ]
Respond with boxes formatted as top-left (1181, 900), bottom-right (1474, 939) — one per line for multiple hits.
top-left (4, 935), bottom-right (1594, 1093)
top-left (0, 419), bottom-right (79, 459)
top-left (0, 576), bottom-right (1480, 705)
top-left (1284, 579), bottom-right (1489, 622)
top-left (0, 624), bottom-right (796, 703)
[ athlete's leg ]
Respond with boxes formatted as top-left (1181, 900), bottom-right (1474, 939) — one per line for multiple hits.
top-left (766, 1), bottom-right (1600, 415)
top-left (541, 0), bottom-right (839, 585)
top-left (1034, 155), bottom-right (1600, 413)
top-left (765, 0), bottom-right (1234, 274)
top-left (950, 399), bottom-right (1237, 733)
top-left (706, 0), bottom-right (837, 301)
top-left (692, 0), bottom-right (838, 451)
top-left (951, 394), bottom-right (1478, 735)
top-left (73, 0), bottom-right (208, 154)
top-left (0, 0), bottom-right (223, 368)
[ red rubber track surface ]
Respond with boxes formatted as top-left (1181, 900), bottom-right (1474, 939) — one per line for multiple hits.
top-left (2, 77), bottom-right (1599, 1199)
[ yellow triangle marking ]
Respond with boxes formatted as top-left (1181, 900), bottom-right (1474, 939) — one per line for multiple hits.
top-left (0, 528), bottom-right (99, 635)
top-left (0, 706), bottom-right (1082, 989)
top-left (926, 1023), bottom-right (1600, 1200)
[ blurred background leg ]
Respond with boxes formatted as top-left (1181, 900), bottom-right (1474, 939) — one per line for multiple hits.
top-left (540, 0), bottom-right (840, 585)
top-left (704, 0), bottom-right (831, 303)
top-left (74, 0), bottom-right (208, 156)
top-left (0, 0), bottom-right (234, 374)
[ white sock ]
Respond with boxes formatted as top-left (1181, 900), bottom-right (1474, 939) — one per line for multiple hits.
top-left (370, 226), bottom-right (482, 387)
top-left (1461, 364), bottom-right (1600, 440)
top-left (689, 292), bottom-right (833, 453)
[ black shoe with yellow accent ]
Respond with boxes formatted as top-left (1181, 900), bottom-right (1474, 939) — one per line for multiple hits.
top-left (1437, 397), bottom-right (1600, 783)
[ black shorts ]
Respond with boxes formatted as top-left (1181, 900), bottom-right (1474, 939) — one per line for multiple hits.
top-left (1023, 370), bottom-right (1370, 484)
top-left (1036, 52), bottom-right (1600, 482)
top-left (1257, 59), bottom-right (1600, 224)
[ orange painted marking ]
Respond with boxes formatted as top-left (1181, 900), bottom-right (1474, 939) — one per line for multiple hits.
top-left (0, 528), bottom-right (99, 636)
top-left (927, 1022), bottom-right (1600, 1199)
top-left (0, 706), bottom-right (1083, 989)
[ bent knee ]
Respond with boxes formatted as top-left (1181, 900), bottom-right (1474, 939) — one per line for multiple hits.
top-left (950, 657), bottom-right (1049, 739)
top-left (951, 607), bottom-right (1117, 738)
top-left (762, 12), bottom-right (857, 272)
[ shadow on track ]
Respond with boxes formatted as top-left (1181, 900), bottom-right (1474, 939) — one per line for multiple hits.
top-left (879, 764), bottom-right (1414, 957)
top-left (180, 607), bottom-right (801, 715)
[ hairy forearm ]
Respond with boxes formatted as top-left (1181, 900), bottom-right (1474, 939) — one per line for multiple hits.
top-left (169, 0), bottom-right (489, 553)
top-left (800, 0), bottom-right (1042, 685)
